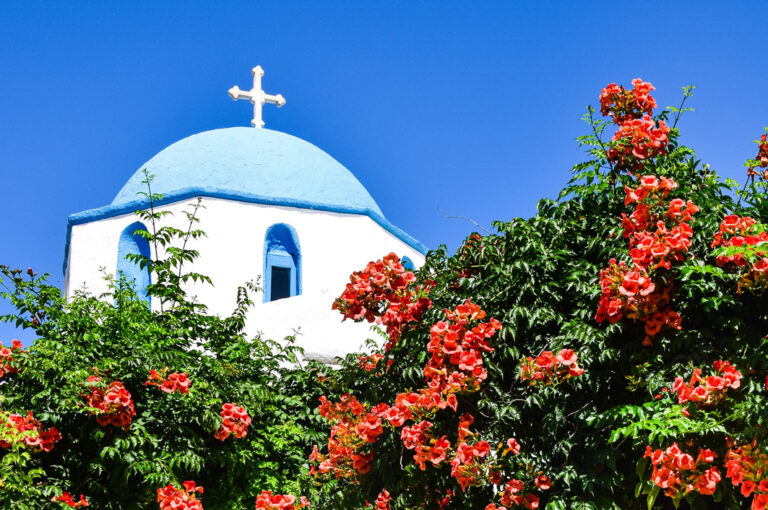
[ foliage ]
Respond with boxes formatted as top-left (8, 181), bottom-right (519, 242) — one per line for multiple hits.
top-left (0, 177), bottom-right (325, 509)
top-left (309, 80), bottom-right (768, 509)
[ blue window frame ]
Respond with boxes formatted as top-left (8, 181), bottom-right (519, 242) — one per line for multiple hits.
top-left (263, 223), bottom-right (301, 302)
top-left (116, 221), bottom-right (151, 305)
top-left (401, 256), bottom-right (415, 270)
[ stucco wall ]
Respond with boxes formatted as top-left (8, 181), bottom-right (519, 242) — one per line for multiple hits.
top-left (64, 197), bottom-right (425, 361)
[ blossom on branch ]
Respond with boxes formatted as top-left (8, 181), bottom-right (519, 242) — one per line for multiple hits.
top-left (333, 253), bottom-right (432, 351)
top-left (255, 490), bottom-right (310, 510)
top-left (81, 376), bottom-right (136, 431)
top-left (157, 481), bottom-right (203, 510)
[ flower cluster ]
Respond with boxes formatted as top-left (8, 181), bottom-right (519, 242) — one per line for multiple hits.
top-left (644, 443), bottom-right (721, 499)
top-left (484, 475), bottom-right (549, 509)
top-left (316, 294), bottom-right (548, 504)
top-left (82, 376), bottom-right (136, 431)
top-left (453, 415), bottom-right (546, 508)
top-left (600, 79), bottom-right (670, 171)
top-left (597, 175), bottom-right (698, 344)
top-left (747, 133), bottom-right (768, 180)
top-left (596, 259), bottom-right (681, 344)
top-left (145, 368), bottom-right (191, 394)
top-left (333, 252), bottom-right (432, 350)
top-left (0, 339), bottom-right (24, 378)
top-left (0, 411), bottom-right (61, 452)
top-left (157, 481), bottom-right (203, 510)
top-left (599, 79), bottom-right (657, 124)
top-left (711, 215), bottom-right (768, 294)
top-left (254, 490), bottom-right (310, 509)
top-left (424, 300), bottom-right (502, 397)
top-left (313, 301), bottom-right (506, 483)
top-left (323, 259), bottom-right (552, 505)
top-left (390, 301), bottom-right (504, 483)
top-left (357, 353), bottom-right (384, 372)
top-left (52, 492), bottom-right (90, 508)
top-left (622, 176), bottom-right (697, 263)
top-left (725, 439), bottom-right (768, 509)
top-left (499, 478), bottom-right (545, 509)
top-left (673, 360), bottom-right (742, 408)
top-left (310, 393), bottom-right (380, 479)
top-left (436, 489), bottom-right (455, 509)
top-left (450, 438), bottom-right (491, 491)
top-left (213, 403), bottom-right (251, 441)
top-left (607, 116), bottom-right (671, 171)
top-left (372, 489), bottom-right (391, 510)
top-left (712, 215), bottom-right (766, 260)
top-left (624, 176), bottom-right (698, 270)
top-left (519, 349), bottom-right (584, 385)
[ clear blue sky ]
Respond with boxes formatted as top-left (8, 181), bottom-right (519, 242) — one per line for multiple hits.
top-left (2, 1), bottom-right (767, 344)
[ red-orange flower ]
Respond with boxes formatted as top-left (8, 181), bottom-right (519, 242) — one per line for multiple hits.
top-left (82, 376), bottom-right (136, 431)
top-left (157, 481), bottom-right (203, 510)
top-left (255, 490), bottom-right (310, 510)
top-left (52, 492), bottom-right (89, 508)
top-left (333, 253), bottom-right (432, 351)
top-left (214, 403), bottom-right (251, 441)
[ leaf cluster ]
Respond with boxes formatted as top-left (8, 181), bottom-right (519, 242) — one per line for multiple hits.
top-left (0, 183), bottom-right (326, 509)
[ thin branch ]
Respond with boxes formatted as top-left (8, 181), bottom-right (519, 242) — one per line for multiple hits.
top-left (736, 177), bottom-right (751, 208)
top-left (564, 402), bottom-right (590, 421)
top-left (671, 89), bottom-right (692, 130)
top-left (144, 171), bottom-right (163, 313)
top-left (176, 197), bottom-right (204, 282)
top-left (588, 107), bottom-right (614, 174)
top-left (437, 208), bottom-right (492, 235)
top-left (587, 107), bottom-right (619, 199)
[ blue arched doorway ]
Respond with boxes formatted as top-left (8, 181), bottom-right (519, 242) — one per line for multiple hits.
top-left (116, 221), bottom-right (152, 305)
top-left (263, 223), bottom-right (301, 302)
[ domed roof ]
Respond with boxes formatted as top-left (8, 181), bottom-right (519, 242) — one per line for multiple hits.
top-left (112, 127), bottom-right (383, 216)
top-left (65, 127), bottom-right (426, 275)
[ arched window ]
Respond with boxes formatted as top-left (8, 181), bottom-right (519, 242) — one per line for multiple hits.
top-left (401, 256), bottom-right (415, 271)
top-left (116, 221), bottom-right (152, 305)
top-left (263, 223), bottom-right (301, 302)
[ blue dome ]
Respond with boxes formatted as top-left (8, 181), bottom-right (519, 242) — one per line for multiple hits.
top-left (112, 127), bottom-right (384, 216)
top-left (65, 127), bottom-right (427, 275)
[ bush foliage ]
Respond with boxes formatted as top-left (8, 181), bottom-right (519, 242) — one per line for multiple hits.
top-left (310, 82), bottom-right (768, 509)
top-left (0, 192), bottom-right (325, 509)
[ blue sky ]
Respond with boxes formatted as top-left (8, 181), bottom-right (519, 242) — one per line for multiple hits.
top-left (2, 1), bottom-right (768, 344)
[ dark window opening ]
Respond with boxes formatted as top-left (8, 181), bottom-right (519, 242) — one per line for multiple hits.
top-left (263, 223), bottom-right (301, 303)
top-left (271, 266), bottom-right (292, 301)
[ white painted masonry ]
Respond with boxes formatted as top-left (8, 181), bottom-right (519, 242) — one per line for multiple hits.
top-left (65, 197), bottom-right (424, 361)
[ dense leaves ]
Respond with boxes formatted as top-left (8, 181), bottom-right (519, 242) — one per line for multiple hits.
top-left (0, 183), bottom-right (325, 509)
top-left (312, 83), bottom-right (768, 509)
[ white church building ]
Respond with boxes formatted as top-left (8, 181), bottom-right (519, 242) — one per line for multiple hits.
top-left (63, 67), bottom-right (426, 362)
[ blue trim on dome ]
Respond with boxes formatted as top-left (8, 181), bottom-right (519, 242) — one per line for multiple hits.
top-left (111, 128), bottom-right (385, 217)
top-left (63, 190), bottom-right (428, 275)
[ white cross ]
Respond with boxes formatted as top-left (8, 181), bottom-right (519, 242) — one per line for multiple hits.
top-left (228, 66), bottom-right (286, 128)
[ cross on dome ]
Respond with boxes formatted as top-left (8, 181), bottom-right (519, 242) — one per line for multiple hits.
top-left (228, 66), bottom-right (286, 128)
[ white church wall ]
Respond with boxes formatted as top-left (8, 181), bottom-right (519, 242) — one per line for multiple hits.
top-left (65, 197), bottom-right (425, 361)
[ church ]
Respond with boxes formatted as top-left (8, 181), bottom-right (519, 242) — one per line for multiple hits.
top-left (62, 66), bottom-right (426, 362)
